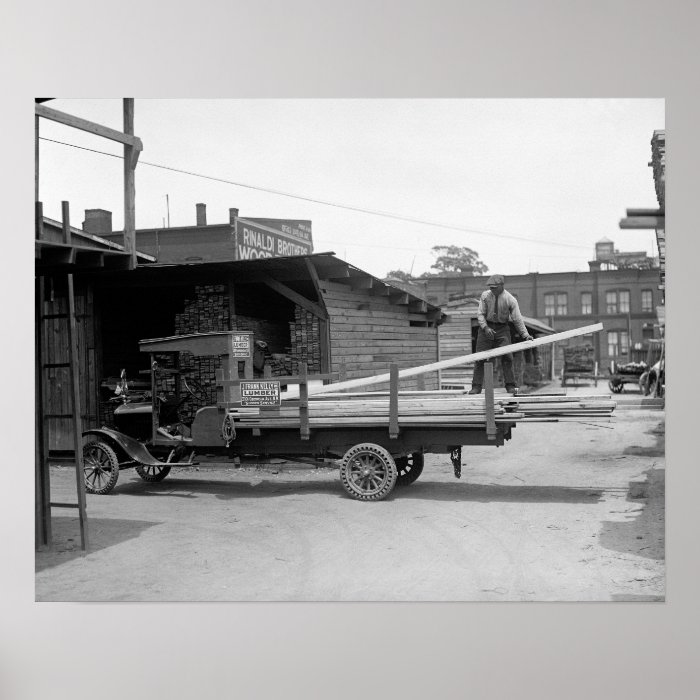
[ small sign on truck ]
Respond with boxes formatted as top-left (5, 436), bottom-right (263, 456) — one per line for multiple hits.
top-left (240, 380), bottom-right (281, 407)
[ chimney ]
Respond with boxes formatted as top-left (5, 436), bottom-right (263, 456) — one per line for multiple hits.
top-left (196, 203), bottom-right (207, 226)
top-left (83, 209), bottom-right (112, 235)
top-left (229, 208), bottom-right (239, 224)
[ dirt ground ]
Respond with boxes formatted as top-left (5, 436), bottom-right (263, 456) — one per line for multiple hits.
top-left (35, 382), bottom-right (665, 602)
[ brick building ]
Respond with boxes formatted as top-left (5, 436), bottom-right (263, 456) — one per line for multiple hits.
top-left (412, 241), bottom-right (662, 377)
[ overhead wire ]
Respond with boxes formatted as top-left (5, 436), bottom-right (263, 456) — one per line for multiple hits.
top-left (39, 135), bottom-right (593, 251)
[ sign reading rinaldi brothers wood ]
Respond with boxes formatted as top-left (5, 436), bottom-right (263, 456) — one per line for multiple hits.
top-left (235, 218), bottom-right (313, 259)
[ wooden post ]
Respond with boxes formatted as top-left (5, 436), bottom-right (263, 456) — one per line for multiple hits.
top-left (35, 114), bottom-right (40, 202)
top-left (299, 364), bottom-right (310, 440)
top-left (61, 201), bottom-right (71, 245)
top-left (35, 277), bottom-right (51, 548)
top-left (35, 201), bottom-right (44, 241)
top-left (123, 99), bottom-right (137, 269)
top-left (67, 274), bottom-right (89, 550)
top-left (150, 354), bottom-right (159, 443)
top-left (484, 361), bottom-right (496, 440)
top-left (389, 363), bottom-right (399, 438)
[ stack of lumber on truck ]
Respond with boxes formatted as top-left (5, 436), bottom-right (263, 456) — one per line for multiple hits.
top-left (227, 391), bottom-right (616, 430)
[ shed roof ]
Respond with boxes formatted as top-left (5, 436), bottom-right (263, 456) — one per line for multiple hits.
top-left (36, 216), bottom-right (156, 273)
top-left (77, 251), bottom-right (445, 322)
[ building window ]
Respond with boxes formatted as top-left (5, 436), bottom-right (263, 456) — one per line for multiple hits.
top-left (606, 291), bottom-right (617, 314)
top-left (581, 292), bottom-right (592, 315)
top-left (620, 330), bottom-right (629, 354)
top-left (605, 290), bottom-right (630, 314)
top-left (607, 331), bottom-right (630, 357)
top-left (641, 289), bottom-right (653, 313)
top-left (619, 290), bottom-right (630, 313)
top-left (545, 292), bottom-right (568, 316)
top-left (544, 293), bottom-right (555, 316)
top-left (556, 293), bottom-right (568, 315)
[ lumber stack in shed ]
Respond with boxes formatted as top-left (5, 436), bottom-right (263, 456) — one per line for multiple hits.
top-left (289, 307), bottom-right (322, 374)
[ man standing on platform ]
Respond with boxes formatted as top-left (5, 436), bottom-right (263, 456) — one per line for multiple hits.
top-left (469, 274), bottom-right (533, 395)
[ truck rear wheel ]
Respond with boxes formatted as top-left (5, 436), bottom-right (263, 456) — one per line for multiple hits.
top-left (395, 452), bottom-right (424, 486)
top-left (340, 443), bottom-right (397, 501)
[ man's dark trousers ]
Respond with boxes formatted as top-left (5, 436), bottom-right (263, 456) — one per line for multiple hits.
top-left (472, 322), bottom-right (516, 389)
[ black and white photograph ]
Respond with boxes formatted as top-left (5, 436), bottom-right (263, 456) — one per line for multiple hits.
top-left (4, 1), bottom-right (700, 698)
top-left (34, 97), bottom-right (666, 602)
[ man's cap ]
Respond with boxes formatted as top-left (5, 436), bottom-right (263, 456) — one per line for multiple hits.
top-left (487, 274), bottom-right (505, 286)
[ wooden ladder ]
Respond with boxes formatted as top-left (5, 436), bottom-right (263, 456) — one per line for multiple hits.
top-left (36, 203), bottom-right (89, 550)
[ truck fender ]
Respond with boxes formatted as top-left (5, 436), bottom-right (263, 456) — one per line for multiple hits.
top-left (82, 427), bottom-right (168, 467)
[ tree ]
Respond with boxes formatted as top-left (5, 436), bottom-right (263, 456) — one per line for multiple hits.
top-left (385, 269), bottom-right (414, 282)
top-left (420, 245), bottom-right (489, 277)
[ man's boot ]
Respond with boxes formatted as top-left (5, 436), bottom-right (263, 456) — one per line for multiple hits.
top-left (468, 386), bottom-right (482, 395)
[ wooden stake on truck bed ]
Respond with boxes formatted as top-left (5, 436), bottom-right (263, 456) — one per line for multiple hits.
top-left (307, 323), bottom-right (604, 396)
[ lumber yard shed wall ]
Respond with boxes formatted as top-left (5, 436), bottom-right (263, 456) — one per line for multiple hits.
top-left (39, 277), bottom-right (101, 452)
top-left (320, 279), bottom-right (440, 391)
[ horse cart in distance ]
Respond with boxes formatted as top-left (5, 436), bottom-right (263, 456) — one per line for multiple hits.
top-left (82, 331), bottom-right (518, 501)
top-left (561, 344), bottom-right (597, 388)
top-left (607, 359), bottom-right (649, 394)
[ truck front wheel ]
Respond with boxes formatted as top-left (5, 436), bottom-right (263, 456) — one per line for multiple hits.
top-left (83, 440), bottom-right (120, 495)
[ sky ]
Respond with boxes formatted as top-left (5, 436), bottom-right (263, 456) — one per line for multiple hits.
top-left (37, 98), bottom-right (664, 279)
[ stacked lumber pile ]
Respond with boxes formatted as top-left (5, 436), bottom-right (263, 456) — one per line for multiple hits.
top-left (498, 394), bottom-right (617, 422)
top-left (174, 284), bottom-right (229, 334)
top-left (225, 390), bottom-right (616, 430)
top-left (289, 307), bottom-right (322, 373)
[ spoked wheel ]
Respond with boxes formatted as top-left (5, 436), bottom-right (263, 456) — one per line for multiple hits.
top-left (608, 381), bottom-right (624, 393)
top-left (135, 464), bottom-right (172, 482)
top-left (395, 452), bottom-right (425, 486)
top-left (83, 440), bottom-right (120, 495)
top-left (135, 448), bottom-right (178, 482)
top-left (339, 443), bottom-right (398, 501)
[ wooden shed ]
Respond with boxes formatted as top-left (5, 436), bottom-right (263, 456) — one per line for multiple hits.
top-left (41, 253), bottom-right (445, 453)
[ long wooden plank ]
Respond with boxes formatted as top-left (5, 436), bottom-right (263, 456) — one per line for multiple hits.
top-left (309, 324), bottom-right (603, 395)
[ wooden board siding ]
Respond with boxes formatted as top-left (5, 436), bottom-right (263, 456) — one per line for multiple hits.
top-left (321, 280), bottom-right (439, 390)
top-left (40, 280), bottom-right (99, 452)
top-left (438, 309), bottom-right (474, 388)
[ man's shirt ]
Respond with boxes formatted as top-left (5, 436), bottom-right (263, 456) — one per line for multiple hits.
top-left (477, 289), bottom-right (529, 337)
